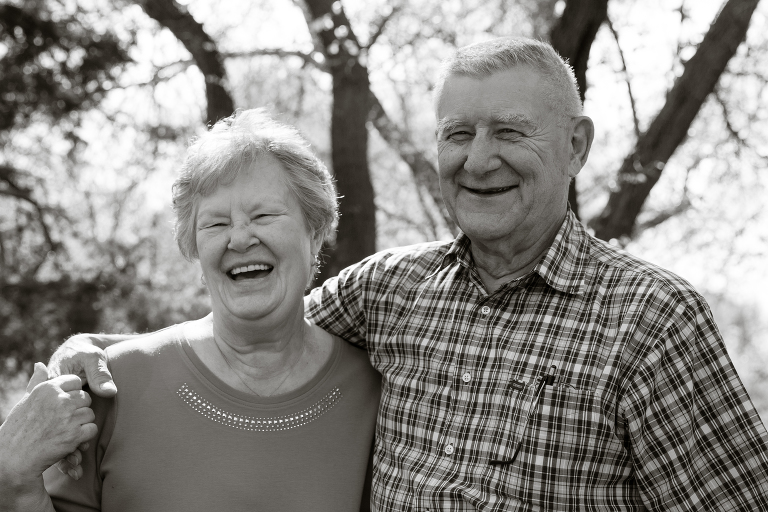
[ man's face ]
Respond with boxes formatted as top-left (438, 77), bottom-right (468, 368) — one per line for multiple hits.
top-left (436, 66), bottom-right (580, 250)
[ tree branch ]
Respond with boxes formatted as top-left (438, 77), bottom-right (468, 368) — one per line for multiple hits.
top-left (224, 49), bottom-right (325, 70)
top-left (363, 5), bottom-right (401, 49)
top-left (634, 197), bottom-right (691, 235)
top-left (377, 202), bottom-right (437, 240)
top-left (133, 0), bottom-right (235, 125)
top-left (591, 0), bottom-right (761, 241)
top-left (606, 17), bottom-right (641, 139)
top-left (0, 165), bottom-right (59, 253)
top-left (714, 87), bottom-right (749, 150)
top-left (368, 93), bottom-right (457, 233)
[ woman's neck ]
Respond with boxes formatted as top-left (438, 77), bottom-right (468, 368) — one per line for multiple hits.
top-left (184, 313), bottom-right (334, 397)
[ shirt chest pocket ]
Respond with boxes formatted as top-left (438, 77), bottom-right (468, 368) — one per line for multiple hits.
top-left (483, 383), bottom-right (598, 507)
top-left (486, 382), bottom-right (595, 469)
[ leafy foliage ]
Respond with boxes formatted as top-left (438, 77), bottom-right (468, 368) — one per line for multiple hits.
top-left (0, 2), bottom-right (132, 131)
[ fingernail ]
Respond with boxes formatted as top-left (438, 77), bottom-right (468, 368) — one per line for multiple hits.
top-left (100, 382), bottom-right (117, 392)
top-left (68, 470), bottom-right (77, 479)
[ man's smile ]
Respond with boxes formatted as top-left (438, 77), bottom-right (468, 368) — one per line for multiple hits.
top-left (462, 184), bottom-right (518, 195)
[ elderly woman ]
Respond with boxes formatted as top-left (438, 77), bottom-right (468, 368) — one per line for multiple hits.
top-left (0, 109), bottom-right (380, 511)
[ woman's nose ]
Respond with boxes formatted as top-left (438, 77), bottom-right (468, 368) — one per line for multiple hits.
top-left (227, 222), bottom-right (260, 252)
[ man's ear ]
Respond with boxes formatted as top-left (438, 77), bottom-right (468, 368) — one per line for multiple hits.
top-left (568, 116), bottom-right (594, 178)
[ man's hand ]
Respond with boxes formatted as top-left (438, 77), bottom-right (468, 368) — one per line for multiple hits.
top-left (0, 363), bottom-right (98, 488)
top-left (48, 332), bottom-right (145, 479)
top-left (47, 334), bottom-right (117, 398)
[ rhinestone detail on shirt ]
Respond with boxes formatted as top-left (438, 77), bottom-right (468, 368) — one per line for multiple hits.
top-left (177, 383), bottom-right (342, 431)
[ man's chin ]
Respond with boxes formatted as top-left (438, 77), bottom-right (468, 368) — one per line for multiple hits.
top-left (454, 216), bottom-right (518, 245)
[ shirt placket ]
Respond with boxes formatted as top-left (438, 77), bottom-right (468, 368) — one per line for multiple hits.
top-left (419, 289), bottom-right (501, 512)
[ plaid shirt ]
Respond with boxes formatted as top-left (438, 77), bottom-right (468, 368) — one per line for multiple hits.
top-left (306, 211), bottom-right (768, 511)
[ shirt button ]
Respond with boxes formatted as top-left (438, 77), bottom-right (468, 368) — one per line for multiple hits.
top-left (462, 372), bottom-right (472, 383)
top-left (444, 443), bottom-right (454, 455)
top-left (481, 305), bottom-right (491, 315)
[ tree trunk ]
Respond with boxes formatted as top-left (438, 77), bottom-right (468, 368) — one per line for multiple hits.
top-left (301, 0), bottom-right (376, 282)
top-left (591, 0), bottom-right (760, 241)
top-left (548, 0), bottom-right (610, 219)
top-left (134, 0), bottom-right (234, 125)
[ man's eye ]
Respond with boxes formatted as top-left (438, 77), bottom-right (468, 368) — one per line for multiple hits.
top-left (498, 128), bottom-right (522, 137)
top-left (447, 131), bottom-right (473, 141)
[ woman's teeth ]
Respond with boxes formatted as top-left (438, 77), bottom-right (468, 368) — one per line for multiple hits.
top-left (228, 264), bottom-right (274, 281)
top-left (230, 264), bottom-right (272, 275)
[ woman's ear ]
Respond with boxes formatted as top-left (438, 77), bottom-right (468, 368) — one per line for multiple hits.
top-left (310, 230), bottom-right (324, 256)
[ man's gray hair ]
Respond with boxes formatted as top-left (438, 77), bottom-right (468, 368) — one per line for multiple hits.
top-left (172, 108), bottom-right (338, 261)
top-left (433, 37), bottom-right (583, 121)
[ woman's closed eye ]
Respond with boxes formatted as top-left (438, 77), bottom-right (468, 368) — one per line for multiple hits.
top-left (253, 211), bottom-right (287, 222)
top-left (199, 220), bottom-right (229, 230)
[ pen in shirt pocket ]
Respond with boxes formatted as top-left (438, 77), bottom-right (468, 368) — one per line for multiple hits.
top-left (491, 364), bottom-right (558, 467)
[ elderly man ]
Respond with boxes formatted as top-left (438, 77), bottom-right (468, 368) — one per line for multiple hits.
top-left (19, 37), bottom-right (768, 510)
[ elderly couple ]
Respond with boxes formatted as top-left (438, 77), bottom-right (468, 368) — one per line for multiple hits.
top-left (2, 37), bottom-right (768, 511)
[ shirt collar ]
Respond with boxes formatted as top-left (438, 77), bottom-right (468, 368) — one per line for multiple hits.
top-left (442, 209), bottom-right (590, 295)
top-left (533, 209), bottom-right (590, 295)
top-left (443, 231), bottom-right (473, 269)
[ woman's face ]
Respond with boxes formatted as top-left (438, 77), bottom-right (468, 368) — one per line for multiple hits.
top-left (195, 155), bottom-right (321, 324)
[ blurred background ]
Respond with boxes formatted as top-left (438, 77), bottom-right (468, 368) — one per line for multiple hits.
top-left (1, 0), bottom-right (766, 422)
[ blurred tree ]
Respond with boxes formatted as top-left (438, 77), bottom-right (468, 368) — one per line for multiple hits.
top-left (548, 0), bottom-right (609, 218)
top-left (0, 2), bottom-right (130, 131)
top-left (299, 0), bottom-right (376, 280)
top-left (0, 0), bottom-right (132, 374)
top-left (590, 0), bottom-right (761, 240)
top-left (132, 0), bottom-right (233, 125)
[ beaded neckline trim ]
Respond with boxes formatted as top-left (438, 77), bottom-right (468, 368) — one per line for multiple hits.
top-left (177, 383), bottom-right (342, 431)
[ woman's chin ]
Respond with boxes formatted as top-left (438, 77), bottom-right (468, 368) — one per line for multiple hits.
top-left (216, 292), bottom-right (303, 323)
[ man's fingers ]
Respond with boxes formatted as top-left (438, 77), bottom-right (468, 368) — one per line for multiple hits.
top-left (80, 422), bottom-right (98, 442)
top-left (65, 449), bottom-right (82, 467)
top-left (54, 374), bottom-right (86, 392)
top-left (83, 351), bottom-right (117, 398)
top-left (55, 458), bottom-right (84, 480)
top-left (68, 465), bottom-right (83, 480)
top-left (26, 362), bottom-right (49, 392)
top-left (67, 389), bottom-right (92, 408)
top-left (73, 406), bottom-right (96, 426)
top-left (55, 458), bottom-right (74, 476)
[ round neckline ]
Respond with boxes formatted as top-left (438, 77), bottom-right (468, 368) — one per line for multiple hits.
top-left (176, 326), bottom-right (342, 406)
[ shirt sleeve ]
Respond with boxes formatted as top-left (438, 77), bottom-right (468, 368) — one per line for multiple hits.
top-left (305, 260), bottom-right (373, 348)
top-left (621, 293), bottom-right (768, 511)
top-left (43, 385), bottom-right (116, 512)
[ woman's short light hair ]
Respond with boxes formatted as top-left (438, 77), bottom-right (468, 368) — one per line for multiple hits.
top-left (172, 109), bottom-right (338, 261)
top-left (433, 37), bottom-right (583, 122)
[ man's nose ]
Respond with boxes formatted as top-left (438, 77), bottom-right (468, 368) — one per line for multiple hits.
top-left (464, 135), bottom-right (502, 174)
top-left (227, 222), bottom-right (259, 252)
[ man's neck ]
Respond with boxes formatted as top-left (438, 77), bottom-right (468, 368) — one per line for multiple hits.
top-left (470, 214), bottom-right (565, 294)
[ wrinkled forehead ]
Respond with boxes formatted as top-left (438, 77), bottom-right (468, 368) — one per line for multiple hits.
top-left (435, 68), bottom-right (557, 131)
top-left (436, 111), bottom-right (538, 135)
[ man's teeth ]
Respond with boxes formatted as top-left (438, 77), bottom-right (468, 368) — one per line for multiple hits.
top-left (230, 264), bottom-right (272, 275)
top-left (469, 185), bottom-right (514, 193)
